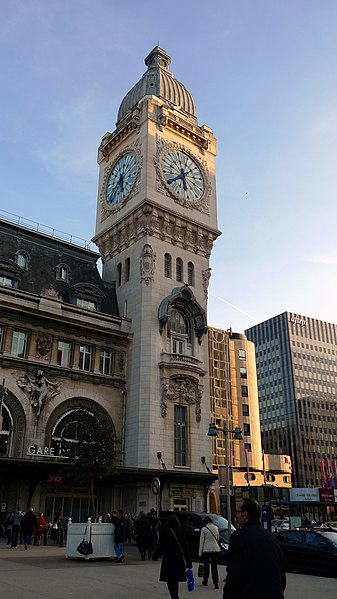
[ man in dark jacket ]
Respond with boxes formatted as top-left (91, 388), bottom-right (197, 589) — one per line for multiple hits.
top-left (223, 498), bottom-right (286, 599)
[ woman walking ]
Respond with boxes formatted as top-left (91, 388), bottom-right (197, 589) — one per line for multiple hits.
top-left (159, 514), bottom-right (192, 599)
top-left (198, 516), bottom-right (220, 589)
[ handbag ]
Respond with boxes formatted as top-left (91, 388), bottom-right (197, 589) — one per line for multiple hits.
top-left (197, 561), bottom-right (204, 578)
top-left (76, 523), bottom-right (93, 555)
top-left (186, 568), bottom-right (195, 592)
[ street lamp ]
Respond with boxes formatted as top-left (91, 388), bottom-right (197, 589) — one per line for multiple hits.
top-left (208, 422), bottom-right (243, 535)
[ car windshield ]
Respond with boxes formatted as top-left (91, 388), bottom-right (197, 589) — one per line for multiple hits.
top-left (208, 515), bottom-right (234, 531)
top-left (319, 532), bottom-right (337, 547)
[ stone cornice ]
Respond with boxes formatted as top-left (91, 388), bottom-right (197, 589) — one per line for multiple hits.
top-left (94, 202), bottom-right (221, 261)
top-left (158, 105), bottom-right (210, 151)
top-left (98, 108), bottom-right (141, 163)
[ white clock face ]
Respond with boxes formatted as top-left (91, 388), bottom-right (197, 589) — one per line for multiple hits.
top-left (161, 150), bottom-right (205, 201)
top-left (106, 152), bottom-right (138, 206)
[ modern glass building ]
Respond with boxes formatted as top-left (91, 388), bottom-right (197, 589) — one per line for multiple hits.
top-left (246, 312), bottom-right (337, 488)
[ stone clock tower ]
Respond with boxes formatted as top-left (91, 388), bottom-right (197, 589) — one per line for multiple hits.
top-left (93, 47), bottom-right (220, 511)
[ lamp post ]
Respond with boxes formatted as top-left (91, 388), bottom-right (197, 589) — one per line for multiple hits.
top-left (208, 422), bottom-right (243, 536)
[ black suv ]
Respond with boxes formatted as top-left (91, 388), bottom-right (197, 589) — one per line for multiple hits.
top-left (159, 511), bottom-right (234, 564)
top-left (275, 529), bottom-right (337, 576)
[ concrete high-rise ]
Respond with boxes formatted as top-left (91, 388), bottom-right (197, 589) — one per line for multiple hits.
top-left (246, 312), bottom-right (337, 488)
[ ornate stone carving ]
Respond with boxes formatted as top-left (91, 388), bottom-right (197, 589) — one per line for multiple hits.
top-left (17, 370), bottom-right (62, 421)
top-left (158, 106), bottom-right (209, 151)
top-left (94, 204), bottom-right (218, 261)
top-left (36, 333), bottom-right (52, 357)
top-left (161, 376), bottom-right (202, 422)
top-left (40, 285), bottom-right (61, 299)
top-left (140, 244), bottom-right (156, 285)
top-left (99, 107), bottom-right (141, 162)
top-left (202, 268), bottom-right (212, 301)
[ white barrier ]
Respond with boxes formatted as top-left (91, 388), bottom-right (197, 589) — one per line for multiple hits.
top-left (66, 520), bottom-right (115, 560)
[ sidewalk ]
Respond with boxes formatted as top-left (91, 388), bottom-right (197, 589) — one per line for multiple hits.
top-left (0, 541), bottom-right (336, 598)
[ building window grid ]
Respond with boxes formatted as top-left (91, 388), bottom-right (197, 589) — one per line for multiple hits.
top-left (100, 349), bottom-right (113, 375)
top-left (79, 345), bottom-right (93, 371)
top-left (11, 330), bottom-right (28, 357)
top-left (57, 340), bottom-right (72, 367)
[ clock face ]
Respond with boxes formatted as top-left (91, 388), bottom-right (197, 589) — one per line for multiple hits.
top-left (161, 150), bottom-right (205, 201)
top-left (106, 152), bottom-right (138, 206)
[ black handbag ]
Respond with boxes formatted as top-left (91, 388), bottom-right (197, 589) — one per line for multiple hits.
top-left (197, 562), bottom-right (204, 578)
top-left (76, 523), bottom-right (93, 555)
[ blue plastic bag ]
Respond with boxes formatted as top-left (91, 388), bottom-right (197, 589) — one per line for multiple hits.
top-left (186, 568), bottom-right (194, 592)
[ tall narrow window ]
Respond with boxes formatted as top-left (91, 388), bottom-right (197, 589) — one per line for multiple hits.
top-left (0, 325), bottom-right (4, 351)
top-left (176, 258), bottom-right (183, 282)
top-left (241, 385), bottom-right (248, 397)
top-left (16, 252), bottom-right (29, 270)
top-left (79, 345), bottom-right (93, 371)
top-left (164, 253), bottom-right (172, 278)
top-left (167, 308), bottom-right (191, 356)
top-left (174, 405), bottom-right (187, 466)
top-left (117, 263), bottom-right (122, 286)
top-left (60, 266), bottom-right (68, 282)
top-left (187, 262), bottom-right (194, 286)
top-left (11, 330), bottom-right (28, 357)
top-left (238, 349), bottom-right (246, 360)
top-left (57, 340), bottom-right (72, 367)
top-left (125, 257), bottom-right (130, 282)
top-left (100, 349), bottom-right (112, 375)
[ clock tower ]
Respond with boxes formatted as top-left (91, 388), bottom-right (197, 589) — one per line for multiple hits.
top-left (93, 47), bottom-right (220, 511)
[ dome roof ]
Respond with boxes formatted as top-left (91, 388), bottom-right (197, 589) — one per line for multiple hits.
top-left (117, 47), bottom-right (196, 124)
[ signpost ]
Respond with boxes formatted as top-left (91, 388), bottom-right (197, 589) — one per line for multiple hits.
top-left (151, 477), bottom-right (160, 514)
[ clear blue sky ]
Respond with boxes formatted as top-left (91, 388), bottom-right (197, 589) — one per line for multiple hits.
top-left (1, 0), bottom-right (337, 332)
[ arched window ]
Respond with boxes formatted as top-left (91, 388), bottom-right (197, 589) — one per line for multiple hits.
top-left (0, 405), bottom-right (12, 456)
top-left (50, 408), bottom-right (110, 457)
top-left (15, 251), bottom-right (29, 270)
top-left (117, 263), bottom-right (122, 286)
top-left (55, 264), bottom-right (70, 283)
top-left (164, 253), bottom-right (172, 278)
top-left (187, 262), bottom-right (194, 286)
top-left (125, 257), bottom-right (130, 282)
top-left (167, 308), bottom-right (191, 355)
top-left (176, 258), bottom-right (183, 282)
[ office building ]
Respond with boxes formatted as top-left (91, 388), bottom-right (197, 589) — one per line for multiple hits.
top-left (246, 312), bottom-right (337, 488)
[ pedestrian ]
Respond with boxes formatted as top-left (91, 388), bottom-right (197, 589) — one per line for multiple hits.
top-left (21, 507), bottom-right (38, 550)
top-left (5, 511), bottom-right (14, 545)
top-left (198, 515), bottom-right (220, 589)
top-left (135, 510), bottom-right (152, 560)
top-left (11, 507), bottom-right (22, 548)
top-left (51, 513), bottom-right (62, 544)
top-left (223, 498), bottom-right (286, 599)
top-left (148, 507), bottom-right (160, 559)
top-left (34, 512), bottom-right (47, 546)
top-left (159, 514), bottom-right (192, 599)
top-left (112, 509), bottom-right (128, 562)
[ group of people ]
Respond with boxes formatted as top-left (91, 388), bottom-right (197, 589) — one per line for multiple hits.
top-left (4, 507), bottom-right (47, 549)
top-left (159, 498), bottom-right (286, 599)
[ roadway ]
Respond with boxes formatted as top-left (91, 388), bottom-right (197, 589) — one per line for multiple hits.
top-left (0, 541), bottom-right (336, 598)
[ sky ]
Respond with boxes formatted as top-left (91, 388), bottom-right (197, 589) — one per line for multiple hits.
top-left (1, 0), bottom-right (337, 333)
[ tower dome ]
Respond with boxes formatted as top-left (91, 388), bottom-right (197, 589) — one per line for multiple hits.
top-left (117, 46), bottom-right (196, 124)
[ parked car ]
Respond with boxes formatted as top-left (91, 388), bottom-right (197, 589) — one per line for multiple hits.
top-left (274, 528), bottom-right (337, 576)
top-left (159, 511), bottom-right (235, 564)
top-left (271, 518), bottom-right (290, 533)
top-left (323, 522), bottom-right (337, 532)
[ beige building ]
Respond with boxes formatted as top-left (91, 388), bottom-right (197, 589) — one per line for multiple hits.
top-left (208, 327), bottom-right (291, 513)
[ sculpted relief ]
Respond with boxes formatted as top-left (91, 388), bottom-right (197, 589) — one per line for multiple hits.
top-left (161, 376), bottom-right (202, 422)
top-left (17, 370), bottom-right (62, 421)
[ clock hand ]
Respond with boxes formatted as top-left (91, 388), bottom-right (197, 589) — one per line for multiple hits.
top-left (167, 169), bottom-right (187, 190)
top-left (118, 174), bottom-right (124, 192)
